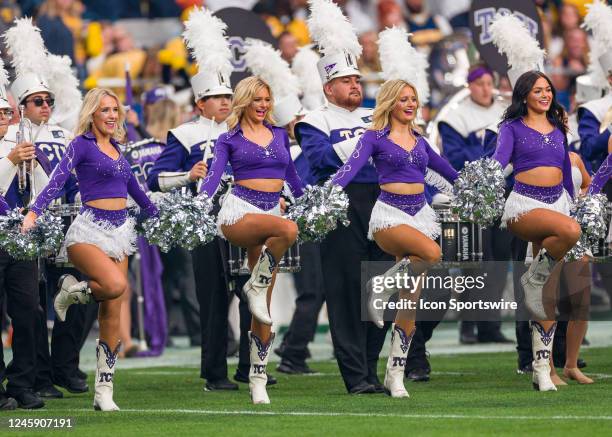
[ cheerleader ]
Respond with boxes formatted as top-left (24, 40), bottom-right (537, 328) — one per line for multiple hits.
top-left (493, 71), bottom-right (580, 391)
top-left (21, 88), bottom-right (159, 410)
top-left (199, 76), bottom-right (303, 404)
top-left (330, 78), bottom-right (458, 397)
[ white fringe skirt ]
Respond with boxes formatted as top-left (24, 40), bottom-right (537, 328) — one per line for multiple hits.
top-left (217, 185), bottom-right (281, 238)
top-left (58, 206), bottom-right (137, 262)
top-left (368, 191), bottom-right (440, 240)
top-left (501, 181), bottom-right (572, 229)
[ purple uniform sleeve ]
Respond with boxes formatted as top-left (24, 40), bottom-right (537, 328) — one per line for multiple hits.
top-left (127, 173), bottom-right (159, 217)
top-left (425, 140), bottom-right (459, 183)
top-left (199, 135), bottom-right (230, 197)
top-left (30, 140), bottom-right (82, 216)
top-left (588, 153), bottom-right (612, 195)
top-left (0, 195), bottom-right (8, 215)
top-left (492, 122), bottom-right (514, 168)
top-left (439, 122), bottom-right (469, 171)
top-left (331, 132), bottom-right (374, 188)
top-left (578, 108), bottom-right (610, 169)
top-left (562, 148), bottom-right (575, 199)
top-left (281, 131), bottom-right (304, 197)
top-left (147, 132), bottom-right (190, 192)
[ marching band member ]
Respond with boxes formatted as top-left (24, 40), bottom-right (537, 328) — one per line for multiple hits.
top-left (295, 0), bottom-right (390, 395)
top-left (148, 9), bottom-right (257, 391)
top-left (0, 57), bottom-right (46, 410)
top-left (21, 88), bottom-right (160, 411)
top-left (438, 64), bottom-right (511, 345)
top-left (199, 75), bottom-right (304, 404)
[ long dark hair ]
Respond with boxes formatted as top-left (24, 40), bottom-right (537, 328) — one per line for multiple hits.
top-left (499, 71), bottom-right (567, 138)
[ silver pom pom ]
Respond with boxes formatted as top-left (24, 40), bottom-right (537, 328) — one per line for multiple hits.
top-left (0, 209), bottom-right (64, 260)
top-left (564, 235), bottom-right (589, 262)
top-left (141, 190), bottom-right (217, 252)
top-left (570, 193), bottom-right (607, 255)
top-left (452, 158), bottom-right (506, 227)
top-left (286, 182), bottom-right (350, 242)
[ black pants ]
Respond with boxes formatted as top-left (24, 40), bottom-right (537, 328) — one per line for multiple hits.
top-left (406, 269), bottom-right (452, 372)
top-left (161, 247), bottom-right (200, 342)
top-left (461, 226), bottom-right (513, 339)
top-left (0, 250), bottom-right (39, 396)
top-left (278, 242), bottom-right (325, 364)
top-left (192, 238), bottom-right (249, 382)
top-left (35, 262), bottom-right (89, 388)
top-left (321, 183), bottom-right (391, 391)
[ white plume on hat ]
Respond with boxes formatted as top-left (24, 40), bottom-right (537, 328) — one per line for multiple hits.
top-left (307, 0), bottom-right (362, 83)
top-left (183, 7), bottom-right (233, 98)
top-left (0, 57), bottom-right (11, 110)
top-left (46, 54), bottom-right (82, 131)
top-left (4, 17), bottom-right (53, 102)
top-left (244, 39), bottom-right (302, 126)
top-left (490, 13), bottom-right (545, 87)
top-left (378, 27), bottom-right (430, 104)
top-left (307, 0), bottom-right (361, 58)
top-left (582, 0), bottom-right (612, 87)
top-left (292, 45), bottom-right (325, 110)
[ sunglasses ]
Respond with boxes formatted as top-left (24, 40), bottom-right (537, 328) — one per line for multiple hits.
top-left (26, 97), bottom-right (55, 108)
top-left (0, 110), bottom-right (14, 119)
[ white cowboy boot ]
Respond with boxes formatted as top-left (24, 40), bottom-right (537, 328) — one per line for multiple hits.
top-left (367, 258), bottom-right (412, 328)
top-left (54, 274), bottom-right (92, 322)
top-left (521, 249), bottom-right (556, 320)
top-left (249, 331), bottom-right (275, 404)
top-left (383, 324), bottom-right (415, 398)
top-left (243, 246), bottom-right (276, 325)
top-left (93, 339), bottom-right (121, 411)
top-left (531, 322), bottom-right (557, 392)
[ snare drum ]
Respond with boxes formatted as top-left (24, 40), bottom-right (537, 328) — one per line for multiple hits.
top-left (47, 203), bottom-right (81, 266)
top-left (227, 242), bottom-right (301, 276)
top-left (436, 208), bottom-right (483, 263)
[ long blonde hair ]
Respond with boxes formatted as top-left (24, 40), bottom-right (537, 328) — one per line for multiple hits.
top-left (75, 88), bottom-right (126, 141)
top-left (370, 79), bottom-right (421, 133)
top-left (146, 99), bottom-right (180, 142)
top-left (226, 76), bottom-right (275, 130)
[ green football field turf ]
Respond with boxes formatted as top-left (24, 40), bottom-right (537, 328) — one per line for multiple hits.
top-left (3, 347), bottom-right (612, 436)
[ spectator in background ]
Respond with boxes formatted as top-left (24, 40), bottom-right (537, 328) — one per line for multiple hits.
top-left (549, 2), bottom-right (582, 60)
top-left (403, 0), bottom-right (452, 51)
top-left (36, 0), bottom-right (76, 62)
top-left (278, 31), bottom-right (298, 64)
top-left (378, 0), bottom-right (405, 30)
top-left (334, 0), bottom-right (376, 34)
top-left (551, 27), bottom-right (589, 110)
top-left (357, 30), bottom-right (381, 106)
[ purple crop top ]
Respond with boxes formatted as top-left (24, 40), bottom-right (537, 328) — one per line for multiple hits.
top-left (30, 132), bottom-right (158, 217)
top-left (493, 118), bottom-right (574, 198)
top-left (200, 122), bottom-right (304, 198)
top-left (332, 128), bottom-right (458, 190)
top-left (588, 153), bottom-right (612, 195)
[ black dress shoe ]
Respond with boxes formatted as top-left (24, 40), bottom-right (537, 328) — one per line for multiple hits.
top-left (35, 385), bottom-right (64, 399)
top-left (349, 381), bottom-right (377, 395)
top-left (478, 332), bottom-right (513, 344)
top-left (577, 358), bottom-right (587, 369)
top-left (517, 362), bottom-right (533, 374)
top-left (12, 390), bottom-right (44, 409)
top-left (205, 378), bottom-right (239, 391)
top-left (460, 332), bottom-right (478, 344)
top-left (406, 368), bottom-right (430, 382)
top-left (54, 377), bottom-right (89, 394)
top-left (234, 369), bottom-right (277, 386)
top-left (366, 376), bottom-right (385, 393)
top-left (0, 393), bottom-right (18, 410)
top-left (276, 359), bottom-right (315, 375)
